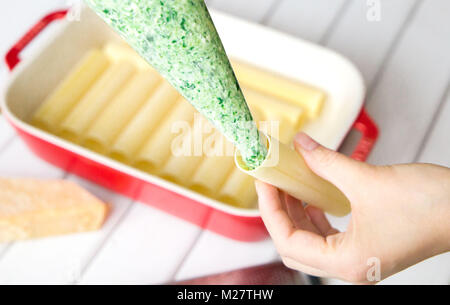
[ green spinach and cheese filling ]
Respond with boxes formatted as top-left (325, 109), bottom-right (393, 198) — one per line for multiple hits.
top-left (85, 0), bottom-right (268, 169)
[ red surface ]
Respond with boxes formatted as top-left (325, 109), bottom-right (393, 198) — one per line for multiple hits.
top-left (3, 9), bottom-right (379, 241)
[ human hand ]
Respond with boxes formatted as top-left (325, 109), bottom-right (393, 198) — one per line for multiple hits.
top-left (255, 132), bottom-right (450, 284)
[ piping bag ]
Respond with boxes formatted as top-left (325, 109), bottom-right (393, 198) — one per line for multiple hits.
top-left (84, 0), bottom-right (351, 216)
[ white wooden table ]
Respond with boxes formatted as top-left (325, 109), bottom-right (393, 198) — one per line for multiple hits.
top-left (0, 0), bottom-right (449, 285)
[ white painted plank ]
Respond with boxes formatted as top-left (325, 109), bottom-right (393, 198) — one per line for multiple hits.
top-left (328, 1), bottom-right (450, 284)
top-left (0, 112), bottom-right (17, 255)
top-left (326, 0), bottom-right (418, 86)
top-left (418, 90), bottom-right (450, 167)
top-left (174, 231), bottom-right (277, 282)
top-left (331, 2), bottom-right (450, 285)
top-left (0, 65), bottom-right (16, 149)
top-left (266, 0), bottom-right (347, 42)
top-left (366, 0), bottom-right (450, 165)
top-left (209, 0), bottom-right (276, 22)
top-left (0, 244), bottom-right (11, 258)
top-left (329, 0), bottom-right (419, 158)
top-left (380, 253), bottom-right (450, 285)
top-left (0, 117), bottom-right (15, 151)
top-left (205, 0), bottom-right (215, 7)
top-left (326, 252), bottom-right (450, 285)
top-left (0, 0), bottom-right (67, 60)
top-left (0, 176), bottom-right (133, 284)
top-left (0, 138), bottom-right (63, 178)
top-left (79, 203), bottom-right (201, 284)
top-left (0, 138), bottom-right (66, 273)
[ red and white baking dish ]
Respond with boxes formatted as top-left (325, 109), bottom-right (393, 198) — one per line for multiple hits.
top-left (1, 7), bottom-right (378, 241)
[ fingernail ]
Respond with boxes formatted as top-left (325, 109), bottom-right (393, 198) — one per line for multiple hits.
top-left (295, 132), bottom-right (319, 151)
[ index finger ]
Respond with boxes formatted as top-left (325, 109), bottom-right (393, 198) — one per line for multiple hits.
top-left (255, 180), bottom-right (334, 270)
top-left (255, 180), bottom-right (296, 239)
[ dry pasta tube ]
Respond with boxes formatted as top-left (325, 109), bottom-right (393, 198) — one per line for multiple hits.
top-left (159, 135), bottom-right (203, 185)
top-left (218, 168), bottom-right (257, 209)
top-left (190, 156), bottom-right (235, 196)
top-left (248, 106), bottom-right (265, 127)
top-left (190, 131), bottom-right (236, 195)
top-left (258, 119), bottom-right (296, 147)
top-left (83, 70), bottom-right (161, 154)
top-left (110, 82), bottom-right (179, 163)
top-left (235, 133), bottom-right (351, 216)
top-left (242, 87), bottom-right (305, 128)
top-left (232, 60), bottom-right (325, 119)
top-left (59, 61), bottom-right (136, 142)
top-left (243, 88), bottom-right (306, 144)
top-left (160, 116), bottom-right (213, 184)
top-left (32, 49), bottom-right (109, 132)
top-left (161, 155), bottom-right (204, 185)
top-left (103, 42), bottom-right (151, 70)
top-left (134, 99), bottom-right (196, 173)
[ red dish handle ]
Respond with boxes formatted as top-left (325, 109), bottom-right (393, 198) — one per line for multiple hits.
top-left (5, 10), bottom-right (68, 71)
top-left (350, 108), bottom-right (379, 162)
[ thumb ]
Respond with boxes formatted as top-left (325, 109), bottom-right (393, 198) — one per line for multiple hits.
top-left (293, 132), bottom-right (371, 195)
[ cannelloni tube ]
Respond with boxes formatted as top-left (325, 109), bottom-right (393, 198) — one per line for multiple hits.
top-left (160, 131), bottom-right (203, 185)
top-left (235, 134), bottom-right (351, 216)
top-left (232, 60), bottom-right (325, 119)
top-left (32, 49), bottom-right (109, 132)
top-left (103, 42), bottom-right (151, 70)
top-left (191, 156), bottom-right (235, 196)
top-left (243, 87), bottom-right (305, 144)
top-left (160, 116), bottom-right (213, 184)
top-left (83, 70), bottom-right (160, 153)
top-left (161, 154), bottom-right (203, 185)
top-left (110, 81), bottom-right (179, 163)
top-left (191, 131), bottom-right (236, 195)
top-left (60, 61), bottom-right (136, 142)
top-left (135, 99), bottom-right (196, 173)
top-left (218, 168), bottom-right (257, 209)
top-left (242, 87), bottom-right (305, 128)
